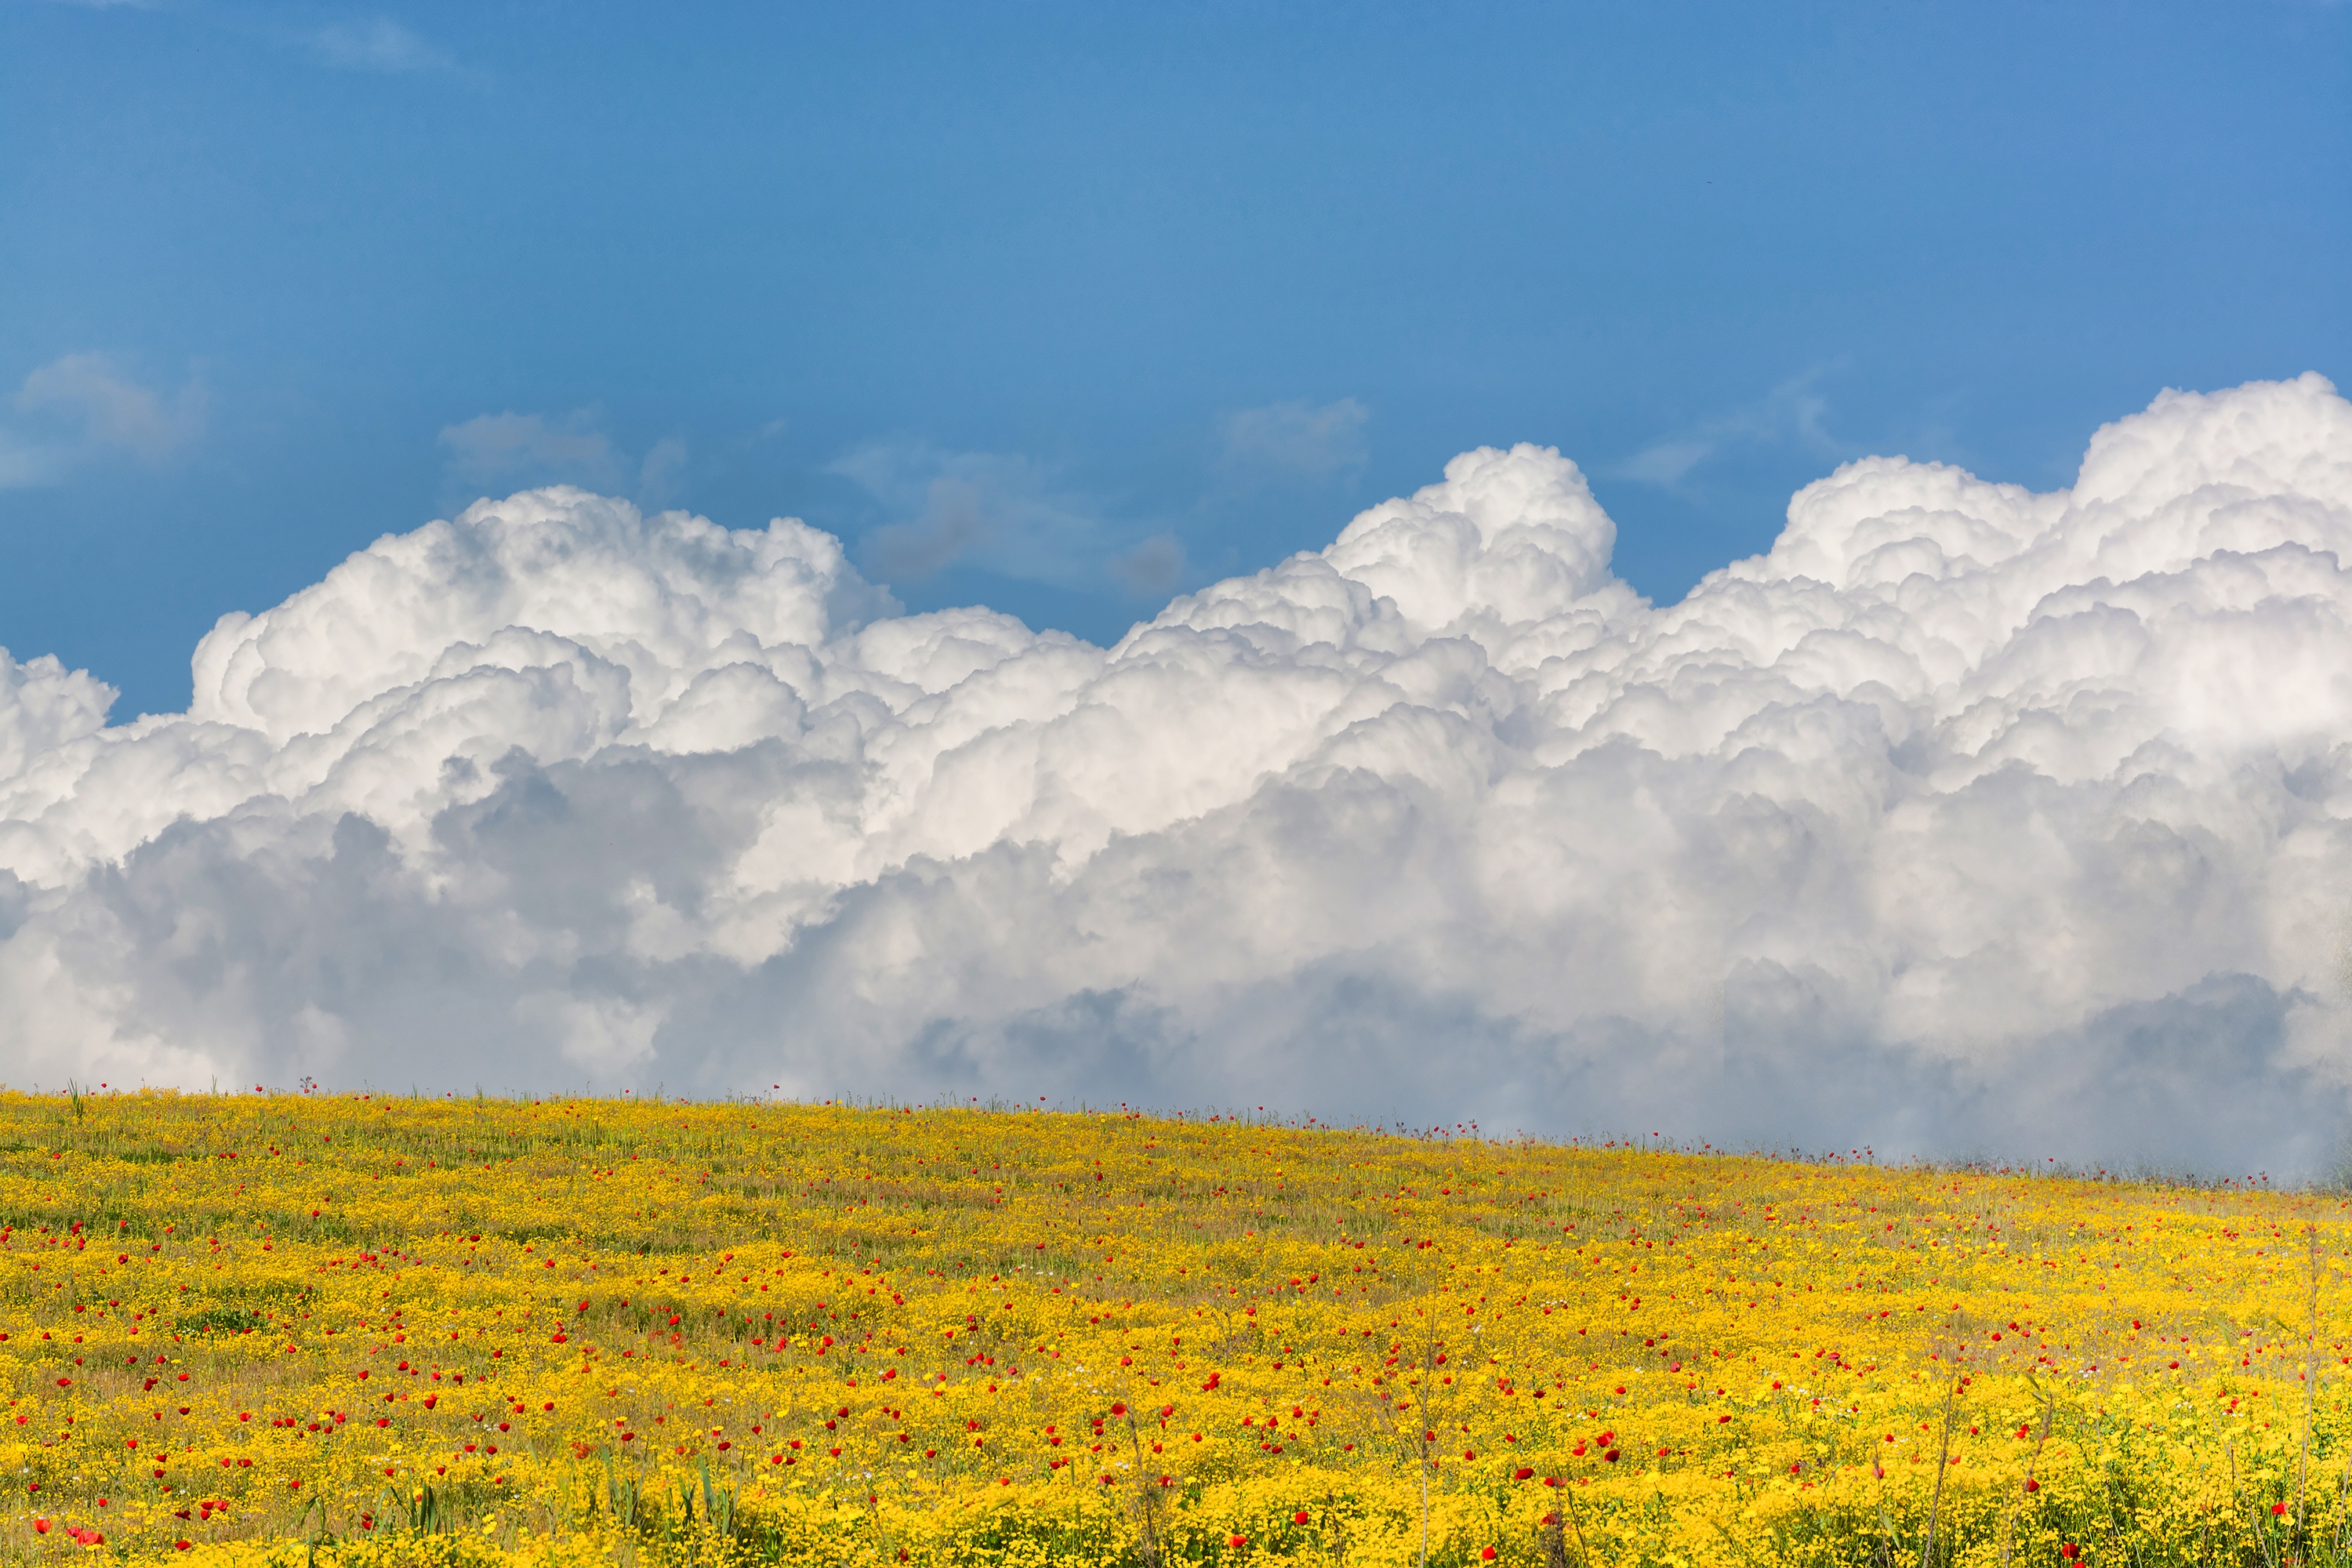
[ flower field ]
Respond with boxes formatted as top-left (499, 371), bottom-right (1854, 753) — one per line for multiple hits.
top-left (0, 1089), bottom-right (2347, 1566)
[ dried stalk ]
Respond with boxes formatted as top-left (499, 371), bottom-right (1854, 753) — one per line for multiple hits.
top-left (1999, 1378), bottom-right (2056, 1567)
top-left (1123, 1409), bottom-right (1162, 1568)
top-left (1918, 1371), bottom-right (1962, 1568)
top-left (2297, 1230), bottom-right (2318, 1555)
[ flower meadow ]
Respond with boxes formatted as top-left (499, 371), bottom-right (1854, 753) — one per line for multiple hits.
top-left (0, 1091), bottom-right (2348, 1566)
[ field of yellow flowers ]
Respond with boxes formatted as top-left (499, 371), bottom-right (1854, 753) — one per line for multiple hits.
top-left (0, 1087), bottom-right (2346, 1566)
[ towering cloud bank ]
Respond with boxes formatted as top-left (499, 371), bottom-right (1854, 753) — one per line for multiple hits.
top-left (3, 376), bottom-right (2350, 1171)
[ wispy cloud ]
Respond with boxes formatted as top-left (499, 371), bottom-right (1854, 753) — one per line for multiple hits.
top-left (441, 409), bottom-right (623, 489)
top-left (1616, 439), bottom-right (1714, 488)
top-left (438, 409), bottom-right (687, 506)
top-left (1218, 397), bottom-right (1370, 481)
top-left (1107, 533), bottom-right (1187, 597)
top-left (16, 353), bottom-right (205, 461)
top-left (310, 16), bottom-right (453, 74)
top-left (1614, 372), bottom-right (1844, 492)
top-left (0, 430), bottom-right (68, 490)
top-left (3, 353), bottom-right (205, 486)
top-left (29, 5), bottom-right (464, 76)
top-left (637, 437), bottom-right (691, 510)
top-left (862, 475), bottom-right (988, 580)
top-left (830, 441), bottom-right (1116, 587)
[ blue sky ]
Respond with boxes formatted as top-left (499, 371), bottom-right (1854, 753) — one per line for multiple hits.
top-left (4, 0), bottom-right (2345, 719)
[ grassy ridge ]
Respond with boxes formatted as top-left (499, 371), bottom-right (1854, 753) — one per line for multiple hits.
top-left (0, 1087), bottom-right (2344, 1564)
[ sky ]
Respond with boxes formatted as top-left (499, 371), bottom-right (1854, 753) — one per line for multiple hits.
top-left (3, 0), bottom-right (2345, 719)
top-left (3, 2), bottom-right (2351, 1172)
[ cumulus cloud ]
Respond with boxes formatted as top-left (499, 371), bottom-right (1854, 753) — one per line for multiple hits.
top-left (1221, 397), bottom-right (1371, 481)
top-left (4, 376), bottom-right (2351, 1174)
top-left (0, 651), bottom-right (114, 789)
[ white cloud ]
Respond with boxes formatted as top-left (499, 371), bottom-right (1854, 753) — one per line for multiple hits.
top-left (5, 375), bottom-right (2352, 1174)
top-left (0, 650), bottom-right (114, 784)
top-left (9, 353), bottom-right (205, 470)
top-left (1220, 397), bottom-right (1370, 481)
top-left (311, 17), bottom-right (452, 74)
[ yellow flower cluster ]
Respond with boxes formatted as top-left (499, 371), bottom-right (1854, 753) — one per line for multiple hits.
top-left (0, 1087), bottom-right (2345, 1566)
